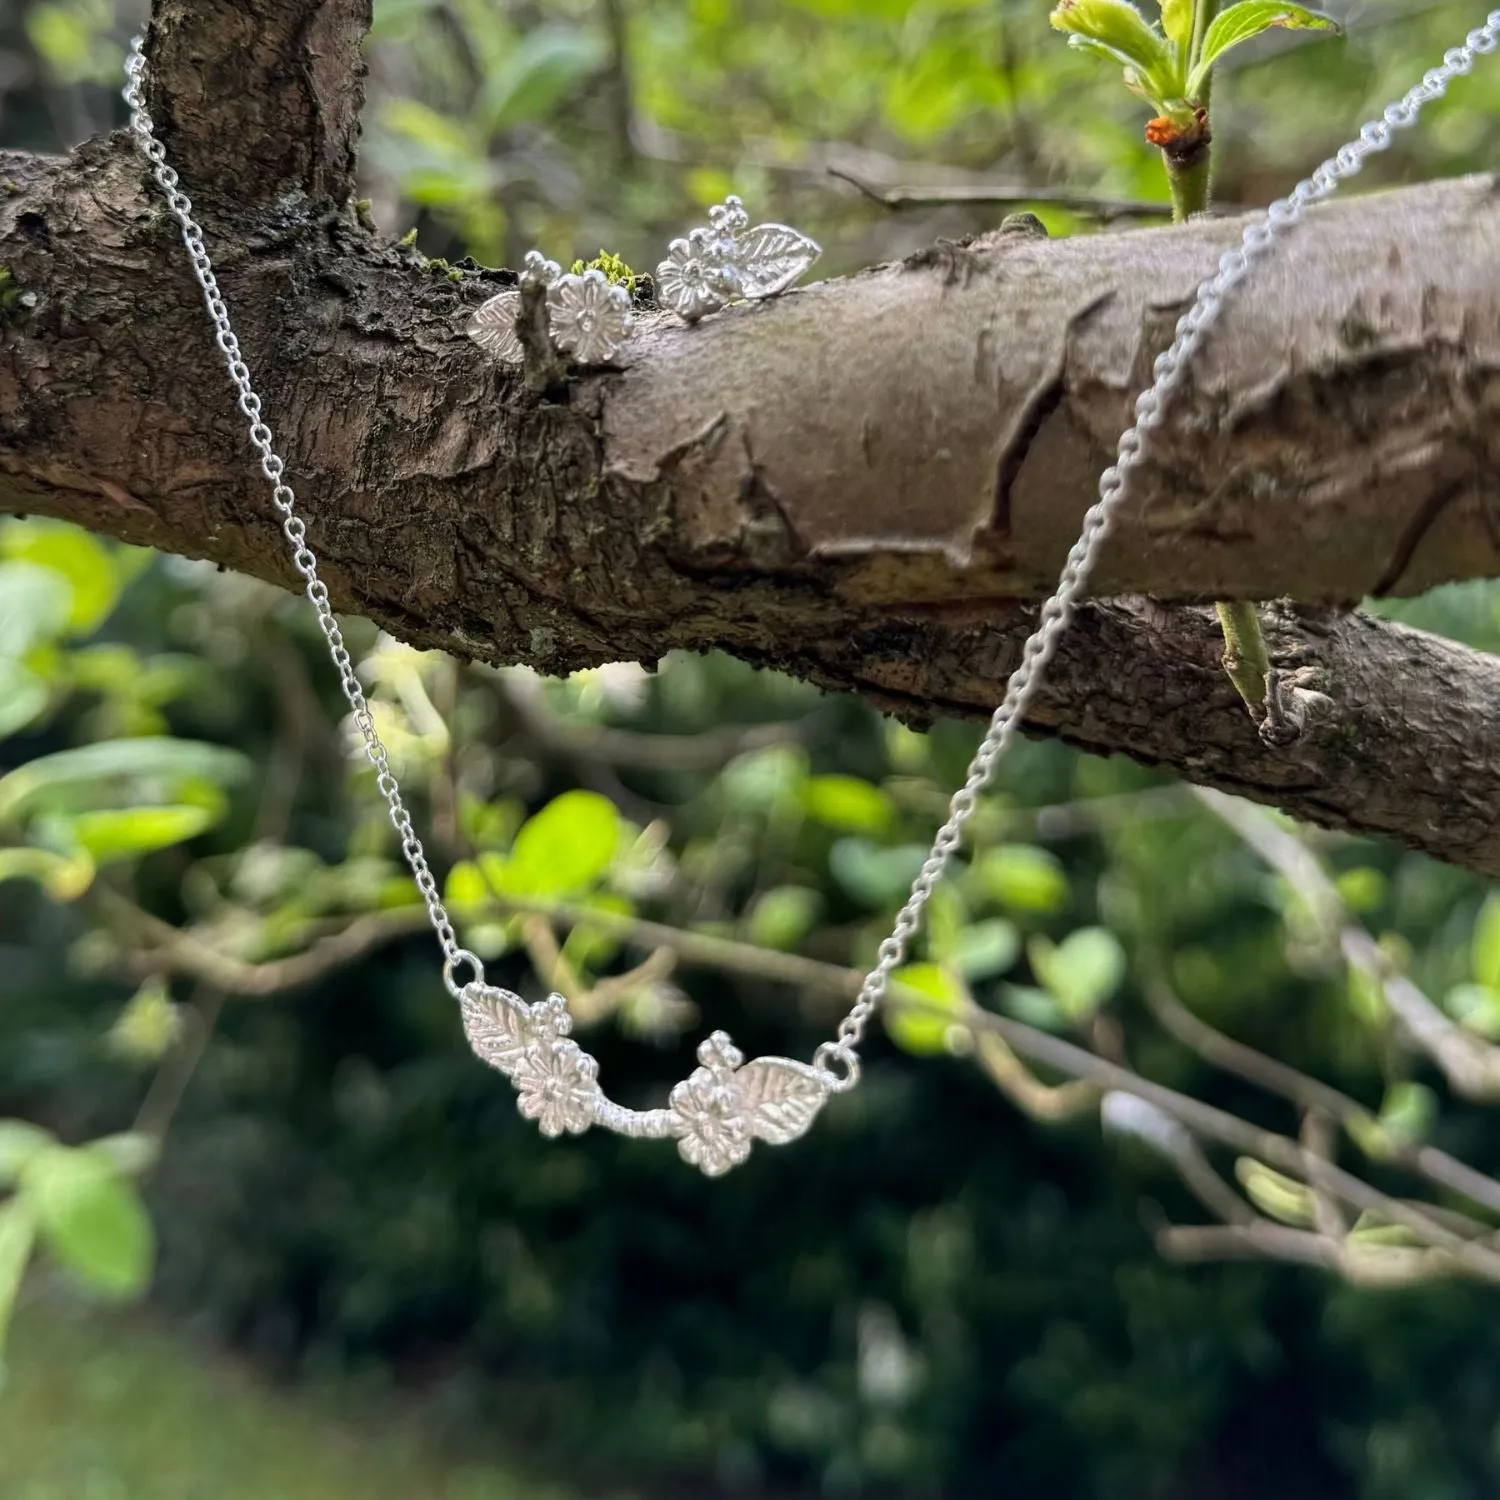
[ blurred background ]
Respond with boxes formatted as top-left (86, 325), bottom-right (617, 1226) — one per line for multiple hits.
top-left (4, 1), bottom-right (1500, 1497)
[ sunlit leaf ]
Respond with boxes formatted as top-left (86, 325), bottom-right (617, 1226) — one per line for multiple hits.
top-left (68, 803), bottom-right (219, 863)
top-left (971, 845), bottom-right (1070, 914)
top-left (0, 845), bottom-right (95, 900)
top-left (802, 775), bottom-right (895, 835)
top-left (0, 737), bottom-right (248, 824)
top-left (1188, 0), bottom-right (1338, 93)
top-left (1472, 894), bottom-right (1500, 991)
top-left (0, 659), bottom-right (49, 740)
top-left (885, 963), bottom-right (969, 1056)
top-left (0, 561), bottom-right (71, 658)
top-left (500, 790), bottom-right (621, 897)
top-left (1051, 0), bottom-right (1175, 82)
top-left (444, 858), bottom-right (490, 909)
top-left (23, 1144), bottom-right (154, 1299)
top-left (2, 523), bottom-right (120, 634)
top-left (1234, 1158), bottom-right (1317, 1227)
top-left (747, 885), bottom-right (823, 952)
top-left (1159, 0), bottom-right (1194, 47)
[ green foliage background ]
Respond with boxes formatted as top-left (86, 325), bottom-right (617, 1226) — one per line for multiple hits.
top-left (5, 1), bottom-right (1500, 1496)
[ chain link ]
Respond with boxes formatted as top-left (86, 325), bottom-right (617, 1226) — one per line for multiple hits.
top-left (124, 17), bottom-right (1499, 1060)
top-left (123, 40), bottom-right (480, 996)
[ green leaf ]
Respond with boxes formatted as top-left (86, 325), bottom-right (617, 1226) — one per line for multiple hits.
top-left (1348, 964), bottom-right (1389, 1028)
top-left (1472, 894), bottom-right (1500, 990)
top-left (972, 845), bottom-right (1070, 914)
top-left (802, 775), bottom-right (895, 835)
top-left (953, 918), bottom-right (1021, 981)
top-left (87, 1133), bottom-right (159, 1178)
top-left (67, 803), bottom-right (219, 863)
top-left (108, 978), bottom-right (184, 1064)
top-left (0, 845), bottom-right (95, 899)
top-left (0, 1199), bottom-right (36, 1357)
top-left (1235, 1159), bottom-right (1317, 1227)
top-left (0, 1121), bottom-right (52, 1186)
top-left (829, 839), bottom-right (928, 909)
top-left (2, 523), bottom-right (121, 634)
top-left (1000, 984), bottom-right (1066, 1032)
top-left (0, 560), bottom-right (71, 658)
top-left (1189, 0), bottom-right (1338, 92)
top-left (499, 790), bottom-right (621, 898)
top-left (22, 1144), bottom-right (154, 1299)
top-left (747, 885), bottom-right (824, 952)
top-left (1334, 866), bottom-right (1386, 915)
top-left (481, 27), bottom-right (605, 132)
top-left (0, 659), bottom-right (50, 741)
top-left (1377, 1081), bottom-right (1437, 1148)
top-left (559, 892), bottom-right (633, 972)
top-left (1051, 0), bottom-right (1175, 79)
top-left (1445, 982), bottom-right (1500, 1040)
top-left (1029, 927), bottom-right (1126, 1022)
top-left (0, 737), bottom-right (249, 825)
top-left (1159, 0), bottom-right (1194, 46)
top-left (444, 858), bottom-right (490, 909)
top-left (720, 744), bottom-right (807, 815)
top-left (885, 963), bottom-right (969, 1056)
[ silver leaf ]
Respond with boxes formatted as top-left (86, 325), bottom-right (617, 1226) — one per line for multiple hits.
top-left (460, 984), bottom-right (532, 1075)
top-left (732, 223), bottom-right (822, 300)
top-left (465, 291), bottom-right (522, 363)
top-left (737, 1056), bottom-right (833, 1145)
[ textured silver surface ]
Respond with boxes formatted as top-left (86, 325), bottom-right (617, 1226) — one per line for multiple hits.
top-left (461, 983), bottom-right (833, 1175)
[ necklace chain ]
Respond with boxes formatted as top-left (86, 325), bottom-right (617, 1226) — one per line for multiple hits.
top-left (123, 15), bottom-right (1500, 1089)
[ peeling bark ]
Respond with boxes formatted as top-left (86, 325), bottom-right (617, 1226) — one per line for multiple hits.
top-left (1, 2), bottom-right (1499, 876)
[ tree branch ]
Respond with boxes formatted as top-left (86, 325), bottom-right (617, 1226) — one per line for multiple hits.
top-left (5, 4), bottom-right (1500, 875)
top-left (143, 0), bottom-right (371, 208)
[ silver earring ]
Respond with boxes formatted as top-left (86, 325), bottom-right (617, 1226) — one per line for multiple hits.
top-left (467, 251), bottom-right (635, 366)
top-left (656, 195), bottom-right (821, 324)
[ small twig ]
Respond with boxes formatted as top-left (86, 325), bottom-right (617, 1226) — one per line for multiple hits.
top-left (131, 985), bottom-right (226, 1154)
top-left (1144, 976), bottom-right (1500, 1218)
top-left (1155, 1223), bottom-right (1459, 1286)
top-left (1197, 788), bottom-right (1500, 1101)
top-left (973, 1032), bottom-right (1097, 1123)
top-left (516, 276), bottom-right (568, 393)
top-left (827, 166), bottom-right (1172, 222)
top-left (498, 669), bottom-right (814, 771)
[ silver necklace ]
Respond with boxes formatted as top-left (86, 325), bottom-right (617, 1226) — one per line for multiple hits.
top-left (121, 17), bottom-right (1499, 1177)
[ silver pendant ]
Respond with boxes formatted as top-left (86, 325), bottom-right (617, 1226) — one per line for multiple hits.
top-left (656, 195), bottom-right (821, 323)
top-left (466, 252), bottom-right (633, 367)
top-left (459, 981), bottom-right (836, 1176)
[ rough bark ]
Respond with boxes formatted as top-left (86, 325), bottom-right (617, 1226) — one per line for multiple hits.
top-left (2, 1), bottom-right (1499, 876)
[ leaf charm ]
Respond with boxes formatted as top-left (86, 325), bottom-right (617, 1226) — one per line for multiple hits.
top-left (465, 291), bottom-right (522, 363)
top-left (655, 197), bottom-right (822, 325)
top-left (737, 1057), bottom-right (834, 1145)
top-left (459, 982), bottom-right (534, 1076)
top-left (732, 224), bottom-right (822, 300)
